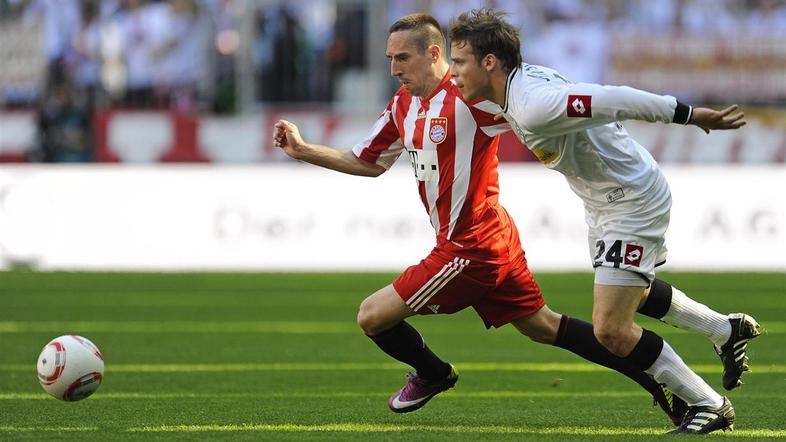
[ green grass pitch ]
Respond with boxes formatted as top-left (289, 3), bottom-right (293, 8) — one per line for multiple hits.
top-left (1, 271), bottom-right (784, 441)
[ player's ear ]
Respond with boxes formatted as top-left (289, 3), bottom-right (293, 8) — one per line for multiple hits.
top-left (429, 44), bottom-right (441, 62)
top-left (483, 54), bottom-right (496, 72)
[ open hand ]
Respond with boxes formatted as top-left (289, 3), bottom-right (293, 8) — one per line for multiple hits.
top-left (690, 105), bottom-right (746, 134)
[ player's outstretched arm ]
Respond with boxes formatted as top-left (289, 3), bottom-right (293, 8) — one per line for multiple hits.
top-left (688, 105), bottom-right (746, 134)
top-left (274, 119), bottom-right (386, 177)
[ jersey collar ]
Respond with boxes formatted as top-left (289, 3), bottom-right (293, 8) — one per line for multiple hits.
top-left (502, 65), bottom-right (519, 113)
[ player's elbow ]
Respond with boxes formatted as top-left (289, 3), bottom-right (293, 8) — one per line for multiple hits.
top-left (364, 164), bottom-right (386, 177)
top-left (351, 153), bottom-right (386, 177)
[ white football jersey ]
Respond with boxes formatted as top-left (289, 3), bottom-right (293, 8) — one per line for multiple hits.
top-left (501, 63), bottom-right (687, 214)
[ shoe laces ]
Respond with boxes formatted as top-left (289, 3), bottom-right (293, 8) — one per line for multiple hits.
top-left (405, 372), bottom-right (430, 386)
top-left (681, 405), bottom-right (719, 428)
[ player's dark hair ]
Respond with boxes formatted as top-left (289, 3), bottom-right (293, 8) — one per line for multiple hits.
top-left (389, 13), bottom-right (446, 55)
top-left (448, 8), bottom-right (522, 73)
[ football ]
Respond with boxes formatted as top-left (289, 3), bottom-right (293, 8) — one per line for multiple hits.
top-left (36, 335), bottom-right (104, 401)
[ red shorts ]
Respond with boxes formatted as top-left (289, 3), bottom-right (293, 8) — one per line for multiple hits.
top-left (392, 244), bottom-right (545, 329)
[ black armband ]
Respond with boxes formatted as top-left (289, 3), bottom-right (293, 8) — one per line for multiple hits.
top-left (672, 101), bottom-right (693, 125)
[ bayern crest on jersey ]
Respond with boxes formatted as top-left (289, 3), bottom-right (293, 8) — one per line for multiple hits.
top-left (429, 117), bottom-right (448, 144)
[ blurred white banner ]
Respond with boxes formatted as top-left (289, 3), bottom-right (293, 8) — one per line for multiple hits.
top-left (0, 164), bottom-right (784, 272)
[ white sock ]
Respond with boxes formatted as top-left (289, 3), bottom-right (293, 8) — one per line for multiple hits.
top-left (645, 340), bottom-right (724, 408)
top-left (661, 286), bottom-right (731, 347)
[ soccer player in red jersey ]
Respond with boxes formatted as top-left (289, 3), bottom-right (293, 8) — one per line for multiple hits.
top-left (274, 13), bottom-right (685, 424)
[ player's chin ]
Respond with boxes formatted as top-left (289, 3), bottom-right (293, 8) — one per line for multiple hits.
top-left (459, 88), bottom-right (476, 101)
top-left (403, 84), bottom-right (422, 96)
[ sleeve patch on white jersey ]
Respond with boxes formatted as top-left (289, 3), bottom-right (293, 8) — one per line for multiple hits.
top-left (567, 94), bottom-right (593, 118)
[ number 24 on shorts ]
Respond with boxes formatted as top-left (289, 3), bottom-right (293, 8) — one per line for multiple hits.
top-left (594, 240), bottom-right (644, 268)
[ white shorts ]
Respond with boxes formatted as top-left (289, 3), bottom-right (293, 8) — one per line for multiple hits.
top-left (586, 190), bottom-right (671, 285)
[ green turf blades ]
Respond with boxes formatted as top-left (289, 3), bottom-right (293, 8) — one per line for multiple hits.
top-left (0, 271), bottom-right (783, 441)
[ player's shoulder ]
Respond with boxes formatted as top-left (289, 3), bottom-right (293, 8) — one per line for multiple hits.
top-left (449, 84), bottom-right (500, 127)
top-left (392, 85), bottom-right (411, 100)
top-left (444, 78), bottom-right (469, 103)
top-left (386, 86), bottom-right (415, 113)
top-left (512, 64), bottom-right (571, 95)
top-left (507, 64), bottom-right (571, 123)
top-left (445, 79), bottom-right (502, 120)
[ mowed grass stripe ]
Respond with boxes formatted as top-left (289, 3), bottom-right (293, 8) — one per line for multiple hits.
top-left (1, 423), bottom-right (782, 437)
top-left (0, 426), bottom-right (98, 432)
top-left (127, 423), bottom-right (786, 437)
top-left (0, 321), bottom-right (355, 334)
top-left (1, 320), bottom-right (783, 334)
top-left (2, 361), bottom-right (785, 373)
top-left (3, 391), bottom-right (786, 401)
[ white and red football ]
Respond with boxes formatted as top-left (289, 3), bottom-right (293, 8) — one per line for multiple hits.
top-left (36, 335), bottom-right (104, 401)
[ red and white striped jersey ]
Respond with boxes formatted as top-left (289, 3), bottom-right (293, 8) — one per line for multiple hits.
top-left (352, 71), bottom-right (513, 260)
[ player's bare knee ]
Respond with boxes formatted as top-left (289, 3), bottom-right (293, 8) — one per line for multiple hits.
top-left (357, 311), bottom-right (380, 335)
top-left (593, 326), bottom-right (628, 357)
top-left (356, 299), bottom-right (380, 335)
top-left (357, 299), bottom-right (394, 336)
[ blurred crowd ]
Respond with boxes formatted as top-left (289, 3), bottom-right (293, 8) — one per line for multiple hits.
top-left (0, 0), bottom-right (784, 162)
top-left (401, 0), bottom-right (786, 87)
top-left (0, 0), bottom-right (375, 111)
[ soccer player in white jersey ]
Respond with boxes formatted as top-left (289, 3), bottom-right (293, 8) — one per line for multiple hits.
top-left (448, 9), bottom-right (762, 435)
top-left (274, 13), bottom-right (690, 425)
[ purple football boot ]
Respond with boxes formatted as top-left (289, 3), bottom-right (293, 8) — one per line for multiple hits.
top-left (388, 364), bottom-right (458, 413)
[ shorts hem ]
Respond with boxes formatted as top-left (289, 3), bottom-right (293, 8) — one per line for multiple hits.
top-left (594, 266), bottom-right (650, 287)
top-left (481, 299), bottom-right (546, 329)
